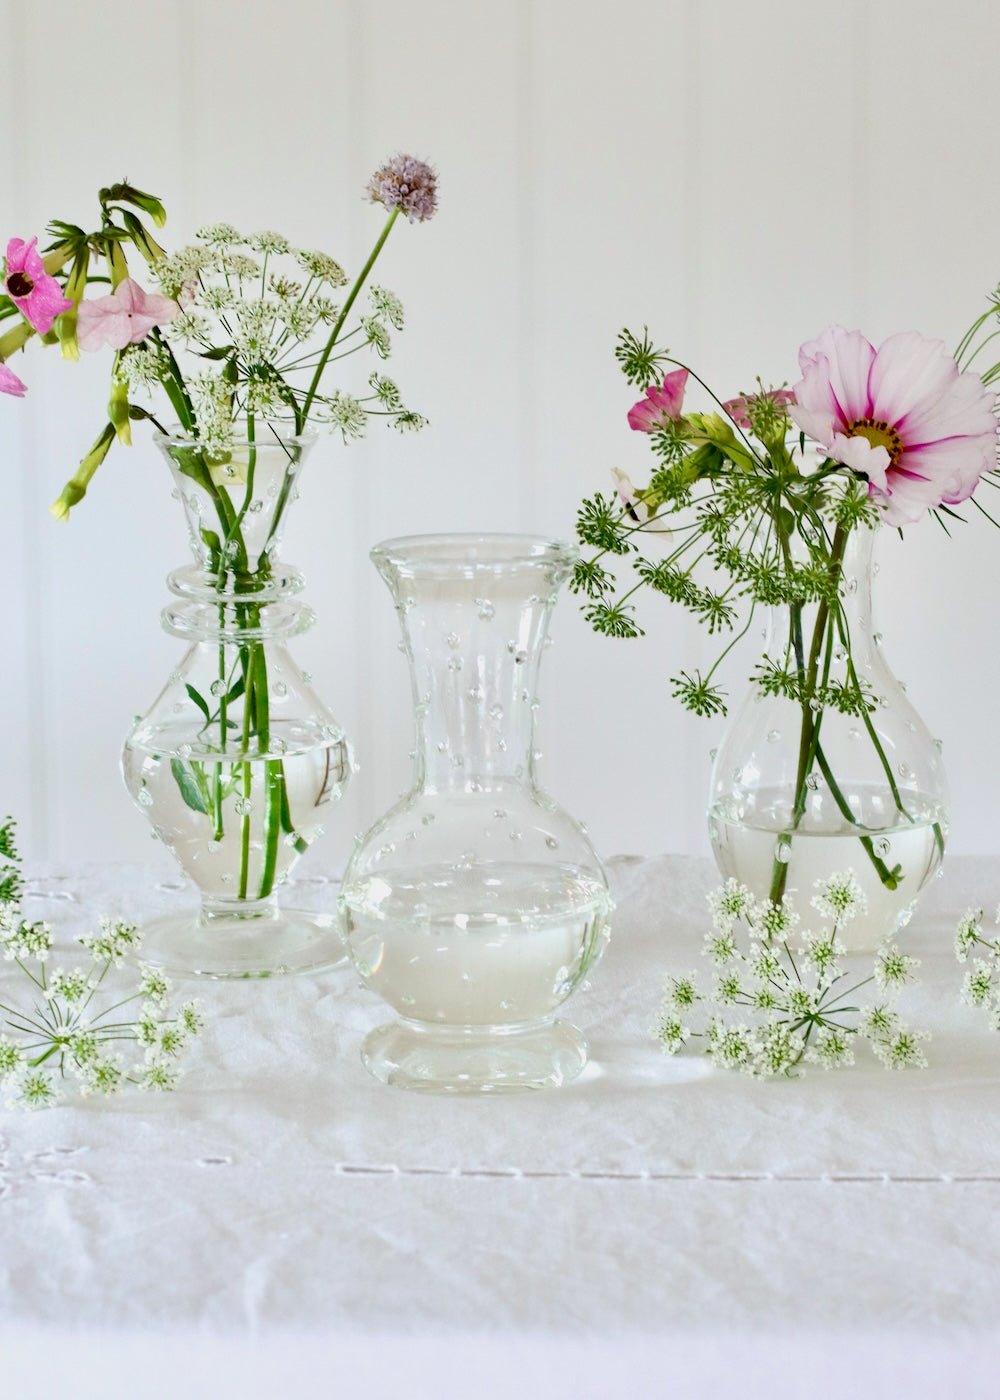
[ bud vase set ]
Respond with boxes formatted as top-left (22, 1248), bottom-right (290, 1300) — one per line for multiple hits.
top-left (121, 425), bottom-right (946, 1092)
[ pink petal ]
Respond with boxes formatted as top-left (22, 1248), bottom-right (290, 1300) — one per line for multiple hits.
top-left (827, 432), bottom-right (891, 490)
top-left (902, 436), bottom-right (996, 504)
top-left (0, 362), bottom-right (27, 397)
top-left (869, 331), bottom-right (958, 430)
top-left (787, 402), bottom-right (835, 446)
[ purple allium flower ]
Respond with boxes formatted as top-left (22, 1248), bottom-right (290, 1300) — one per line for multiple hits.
top-left (366, 155), bottom-right (438, 223)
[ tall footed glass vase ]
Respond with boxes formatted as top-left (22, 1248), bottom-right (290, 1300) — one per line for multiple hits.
top-left (340, 534), bottom-right (612, 1093)
top-left (122, 424), bottom-right (351, 977)
top-left (709, 523), bottom-right (948, 950)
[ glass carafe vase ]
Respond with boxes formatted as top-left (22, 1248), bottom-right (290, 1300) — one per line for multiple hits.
top-left (339, 534), bottom-right (612, 1093)
top-left (708, 523), bottom-right (947, 950)
top-left (122, 424), bottom-right (351, 977)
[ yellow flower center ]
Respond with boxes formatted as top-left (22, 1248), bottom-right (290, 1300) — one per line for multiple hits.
top-left (847, 417), bottom-right (903, 467)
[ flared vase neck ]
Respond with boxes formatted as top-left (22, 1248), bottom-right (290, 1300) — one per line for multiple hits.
top-left (158, 423), bottom-right (314, 592)
top-left (155, 423), bottom-right (316, 641)
top-left (374, 534), bottom-right (575, 794)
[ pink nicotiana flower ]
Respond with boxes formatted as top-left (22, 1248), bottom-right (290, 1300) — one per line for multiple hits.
top-left (0, 362), bottom-right (27, 397)
top-left (4, 237), bottom-right (73, 336)
top-left (723, 386), bottom-right (796, 430)
top-left (789, 325), bottom-right (997, 526)
top-left (76, 277), bottom-right (179, 352)
top-left (627, 368), bottom-right (689, 433)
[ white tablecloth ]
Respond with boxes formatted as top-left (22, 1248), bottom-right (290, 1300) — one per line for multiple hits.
top-left (3, 854), bottom-right (1000, 1399)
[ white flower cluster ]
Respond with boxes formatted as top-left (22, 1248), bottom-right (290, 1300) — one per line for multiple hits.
top-left (654, 872), bottom-right (928, 1077)
top-left (955, 905), bottom-right (1000, 1030)
top-left (0, 899), bottom-right (202, 1110)
top-left (145, 227), bottom-right (423, 449)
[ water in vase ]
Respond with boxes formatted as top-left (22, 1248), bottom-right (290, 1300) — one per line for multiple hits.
top-left (709, 787), bottom-right (945, 950)
top-left (342, 861), bottom-right (611, 1028)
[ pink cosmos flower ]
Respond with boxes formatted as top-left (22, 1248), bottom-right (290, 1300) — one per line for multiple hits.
top-left (0, 362), bottom-right (27, 397)
top-left (723, 386), bottom-right (796, 430)
top-left (76, 277), bottom-right (179, 352)
top-left (789, 325), bottom-right (997, 526)
top-left (627, 368), bottom-right (688, 432)
top-left (4, 237), bottom-right (73, 335)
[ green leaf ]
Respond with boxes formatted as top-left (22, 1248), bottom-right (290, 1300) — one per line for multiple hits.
top-left (170, 759), bottom-right (209, 815)
top-left (185, 684), bottom-right (211, 723)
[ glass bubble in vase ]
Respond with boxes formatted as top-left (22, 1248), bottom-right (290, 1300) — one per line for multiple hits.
top-left (339, 534), bottom-right (612, 1093)
top-left (708, 523), bottom-right (947, 951)
top-left (122, 424), bottom-right (351, 977)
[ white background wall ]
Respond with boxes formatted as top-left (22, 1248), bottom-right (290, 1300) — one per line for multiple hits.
top-left (1, 0), bottom-right (999, 871)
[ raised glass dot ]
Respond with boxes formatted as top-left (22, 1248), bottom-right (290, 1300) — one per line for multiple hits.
top-left (210, 679), bottom-right (226, 697)
top-left (234, 797), bottom-right (252, 816)
top-left (272, 680), bottom-right (288, 698)
top-left (248, 498), bottom-right (264, 514)
top-left (436, 741), bottom-right (448, 753)
top-left (137, 789), bottom-right (153, 807)
top-left (709, 748), bottom-right (718, 761)
top-left (488, 703), bottom-right (504, 720)
top-left (447, 657), bottom-right (464, 672)
top-left (874, 837), bottom-right (891, 858)
top-left (514, 651), bottom-right (528, 665)
top-left (545, 836), bottom-right (559, 850)
top-left (446, 632), bottom-right (460, 649)
top-left (467, 685), bottom-right (484, 701)
top-left (476, 598), bottom-right (495, 621)
top-left (848, 727), bottom-right (860, 741)
top-left (775, 838), bottom-right (791, 864)
top-left (806, 774), bottom-right (819, 791)
top-left (767, 730), bottom-right (781, 743)
top-left (493, 809), bottom-right (508, 821)
top-left (421, 813), bottom-right (436, 826)
top-left (897, 762), bottom-right (913, 780)
top-left (508, 831), bottom-right (523, 842)
top-left (933, 738), bottom-right (944, 753)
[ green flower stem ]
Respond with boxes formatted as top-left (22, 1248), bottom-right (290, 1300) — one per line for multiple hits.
top-left (769, 521), bottom-right (850, 905)
top-left (301, 205), bottom-right (400, 423)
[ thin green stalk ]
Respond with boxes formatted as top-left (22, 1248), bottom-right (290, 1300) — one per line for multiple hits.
top-left (301, 205), bottom-right (400, 422)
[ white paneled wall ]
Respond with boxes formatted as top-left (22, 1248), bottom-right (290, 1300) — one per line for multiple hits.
top-left (1, 0), bottom-right (999, 869)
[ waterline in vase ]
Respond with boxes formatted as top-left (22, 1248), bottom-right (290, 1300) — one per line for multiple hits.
top-left (709, 790), bottom-right (945, 951)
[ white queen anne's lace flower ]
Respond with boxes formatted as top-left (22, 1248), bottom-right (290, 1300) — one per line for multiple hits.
top-left (656, 871), bottom-right (927, 1078)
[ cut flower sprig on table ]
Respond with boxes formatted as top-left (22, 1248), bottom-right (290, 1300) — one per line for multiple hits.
top-left (954, 904), bottom-right (1000, 1030)
top-left (655, 872), bottom-right (927, 1077)
top-left (575, 315), bottom-right (999, 916)
top-left (0, 819), bottom-right (201, 1109)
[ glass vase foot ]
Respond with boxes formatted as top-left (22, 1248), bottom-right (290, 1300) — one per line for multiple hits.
top-left (360, 1016), bottom-right (588, 1094)
top-left (137, 906), bottom-right (347, 979)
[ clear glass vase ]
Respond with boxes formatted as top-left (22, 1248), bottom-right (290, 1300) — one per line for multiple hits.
top-left (709, 524), bottom-right (948, 949)
top-left (339, 534), bottom-right (612, 1093)
top-left (122, 424), bottom-right (351, 977)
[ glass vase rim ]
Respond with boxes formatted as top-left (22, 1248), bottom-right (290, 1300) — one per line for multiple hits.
top-left (152, 420), bottom-right (318, 452)
top-left (370, 532), bottom-right (577, 573)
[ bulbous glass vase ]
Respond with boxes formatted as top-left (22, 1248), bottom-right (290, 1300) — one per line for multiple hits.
top-left (339, 534), bottom-right (612, 1093)
top-left (708, 524), bottom-right (948, 950)
top-left (122, 424), bottom-right (351, 977)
